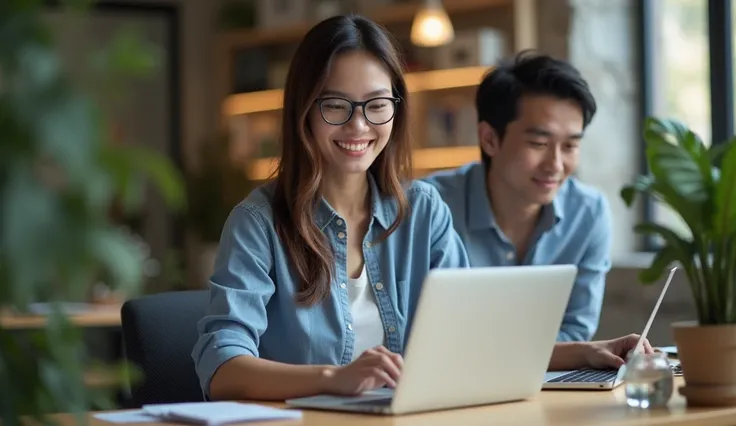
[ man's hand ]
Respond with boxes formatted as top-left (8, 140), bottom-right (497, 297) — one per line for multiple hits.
top-left (583, 333), bottom-right (654, 369)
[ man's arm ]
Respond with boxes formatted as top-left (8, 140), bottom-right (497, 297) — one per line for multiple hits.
top-left (557, 194), bottom-right (612, 342)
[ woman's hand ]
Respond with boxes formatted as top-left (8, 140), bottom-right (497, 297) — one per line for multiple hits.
top-left (582, 333), bottom-right (654, 369)
top-left (323, 346), bottom-right (403, 395)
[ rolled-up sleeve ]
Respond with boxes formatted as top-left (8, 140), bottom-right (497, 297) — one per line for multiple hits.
top-left (191, 204), bottom-right (275, 397)
top-left (428, 186), bottom-right (470, 269)
top-left (557, 194), bottom-right (612, 342)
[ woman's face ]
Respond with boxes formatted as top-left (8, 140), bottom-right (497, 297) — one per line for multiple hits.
top-left (308, 50), bottom-right (396, 179)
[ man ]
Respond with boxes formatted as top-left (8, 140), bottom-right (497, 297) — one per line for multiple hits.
top-left (423, 51), bottom-right (611, 342)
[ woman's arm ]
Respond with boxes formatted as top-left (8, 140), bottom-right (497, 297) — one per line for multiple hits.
top-left (209, 356), bottom-right (336, 401)
top-left (191, 204), bottom-right (280, 400)
top-left (210, 345), bottom-right (404, 400)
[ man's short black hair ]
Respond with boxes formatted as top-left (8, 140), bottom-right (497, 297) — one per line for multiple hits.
top-left (476, 50), bottom-right (597, 170)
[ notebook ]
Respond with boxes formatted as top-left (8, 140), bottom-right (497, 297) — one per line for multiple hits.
top-left (94, 402), bottom-right (301, 425)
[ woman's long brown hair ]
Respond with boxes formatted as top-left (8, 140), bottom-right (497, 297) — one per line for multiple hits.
top-left (272, 15), bottom-right (412, 306)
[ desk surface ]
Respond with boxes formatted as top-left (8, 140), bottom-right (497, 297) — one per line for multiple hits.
top-left (0, 303), bottom-right (122, 330)
top-left (56, 377), bottom-right (736, 426)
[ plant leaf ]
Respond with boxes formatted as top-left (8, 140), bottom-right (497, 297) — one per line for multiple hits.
top-left (646, 135), bottom-right (707, 202)
top-left (710, 138), bottom-right (734, 164)
top-left (715, 141), bottom-right (736, 235)
top-left (87, 227), bottom-right (144, 293)
top-left (643, 118), bottom-right (712, 232)
top-left (105, 145), bottom-right (186, 211)
top-left (620, 175), bottom-right (654, 206)
top-left (634, 222), bottom-right (694, 265)
top-left (640, 245), bottom-right (679, 284)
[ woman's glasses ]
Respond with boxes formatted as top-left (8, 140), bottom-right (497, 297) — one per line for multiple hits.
top-left (315, 96), bottom-right (401, 126)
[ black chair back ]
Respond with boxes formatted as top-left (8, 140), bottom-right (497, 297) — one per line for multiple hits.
top-left (121, 289), bottom-right (208, 407)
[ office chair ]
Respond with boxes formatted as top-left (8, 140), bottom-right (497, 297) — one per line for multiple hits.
top-left (120, 289), bottom-right (208, 407)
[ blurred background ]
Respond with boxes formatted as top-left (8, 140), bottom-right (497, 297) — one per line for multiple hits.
top-left (3, 0), bottom-right (734, 360)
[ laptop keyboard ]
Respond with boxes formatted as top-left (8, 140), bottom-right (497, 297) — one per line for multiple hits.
top-left (547, 369), bottom-right (619, 383)
top-left (549, 363), bottom-right (683, 383)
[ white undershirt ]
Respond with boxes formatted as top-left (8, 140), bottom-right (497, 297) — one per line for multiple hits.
top-left (347, 265), bottom-right (385, 361)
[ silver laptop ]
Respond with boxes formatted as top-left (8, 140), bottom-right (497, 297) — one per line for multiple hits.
top-left (286, 265), bottom-right (578, 415)
top-left (542, 266), bottom-right (679, 390)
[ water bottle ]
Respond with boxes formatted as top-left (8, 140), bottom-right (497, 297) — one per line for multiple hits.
top-left (623, 352), bottom-right (674, 409)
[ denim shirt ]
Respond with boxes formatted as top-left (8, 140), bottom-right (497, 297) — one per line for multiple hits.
top-left (191, 176), bottom-right (469, 396)
top-left (422, 162), bottom-right (612, 342)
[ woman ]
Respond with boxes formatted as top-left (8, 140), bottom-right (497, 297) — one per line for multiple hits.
top-left (192, 15), bottom-right (652, 402)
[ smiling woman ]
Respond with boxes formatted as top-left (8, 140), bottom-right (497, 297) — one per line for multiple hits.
top-left (191, 14), bottom-right (470, 402)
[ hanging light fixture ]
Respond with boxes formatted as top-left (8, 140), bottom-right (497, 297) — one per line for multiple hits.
top-left (410, 0), bottom-right (455, 47)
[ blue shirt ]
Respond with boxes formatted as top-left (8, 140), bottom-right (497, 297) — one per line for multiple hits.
top-left (422, 162), bottom-right (612, 342)
top-left (191, 176), bottom-right (469, 396)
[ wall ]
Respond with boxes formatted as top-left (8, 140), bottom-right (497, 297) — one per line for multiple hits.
top-left (551, 0), bottom-right (695, 346)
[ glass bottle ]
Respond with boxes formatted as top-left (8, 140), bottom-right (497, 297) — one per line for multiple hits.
top-left (623, 351), bottom-right (674, 409)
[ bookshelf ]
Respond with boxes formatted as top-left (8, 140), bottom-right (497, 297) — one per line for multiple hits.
top-left (222, 66), bottom-right (491, 116)
top-left (219, 0), bottom-right (514, 50)
top-left (215, 0), bottom-right (538, 179)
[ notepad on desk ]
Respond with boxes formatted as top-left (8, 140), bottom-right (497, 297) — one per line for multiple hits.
top-left (94, 402), bottom-right (302, 425)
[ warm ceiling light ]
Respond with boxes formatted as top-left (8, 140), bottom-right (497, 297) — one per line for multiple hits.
top-left (410, 0), bottom-right (455, 47)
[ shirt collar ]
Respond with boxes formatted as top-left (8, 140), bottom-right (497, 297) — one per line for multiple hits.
top-left (466, 162), bottom-right (563, 232)
top-left (314, 172), bottom-right (393, 231)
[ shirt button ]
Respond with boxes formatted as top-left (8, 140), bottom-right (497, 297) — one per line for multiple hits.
top-left (340, 282), bottom-right (346, 289)
top-left (365, 242), bottom-right (372, 248)
top-left (388, 325), bottom-right (396, 333)
top-left (337, 232), bottom-right (346, 239)
top-left (335, 219), bottom-right (343, 226)
top-left (506, 251), bottom-right (514, 260)
top-left (347, 323), bottom-right (353, 331)
top-left (375, 282), bottom-right (384, 290)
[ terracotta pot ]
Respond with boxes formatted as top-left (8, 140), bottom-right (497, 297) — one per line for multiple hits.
top-left (672, 321), bottom-right (736, 406)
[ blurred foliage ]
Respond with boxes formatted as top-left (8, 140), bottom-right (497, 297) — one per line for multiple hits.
top-left (186, 133), bottom-right (255, 243)
top-left (0, 0), bottom-right (185, 424)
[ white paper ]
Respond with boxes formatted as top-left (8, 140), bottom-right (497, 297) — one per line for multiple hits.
top-left (94, 410), bottom-right (161, 424)
top-left (142, 401), bottom-right (302, 425)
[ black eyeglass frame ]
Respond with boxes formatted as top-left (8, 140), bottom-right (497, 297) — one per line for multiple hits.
top-left (314, 96), bottom-right (402, 126)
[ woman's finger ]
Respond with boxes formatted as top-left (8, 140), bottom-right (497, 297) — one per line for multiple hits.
top-left (370, 366), bottom-right (397, 388)
top-left (374, 346), bottom-right (404, 370)
top-left (376, 354), bottom-right (402, 382)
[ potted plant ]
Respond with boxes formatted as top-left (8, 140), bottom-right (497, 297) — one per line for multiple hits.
top-left (621, 117), bottom-right (736, 407)
top-left (1, 1), bottom-right (184, 424)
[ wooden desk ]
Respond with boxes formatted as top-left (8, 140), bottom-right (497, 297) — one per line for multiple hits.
top-left (53, 377), bottom-right (736, 426)
top-left (0, 303), bottom-right (122, 330)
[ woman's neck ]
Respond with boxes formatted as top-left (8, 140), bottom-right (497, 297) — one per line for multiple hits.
top-left (322, 172), bottom-right (370, 218)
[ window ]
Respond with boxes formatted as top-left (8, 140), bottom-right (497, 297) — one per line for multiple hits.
top-left (641, 0), bottom-right (734, 249)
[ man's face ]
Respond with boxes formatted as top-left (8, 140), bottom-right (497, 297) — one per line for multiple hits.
top-left (480, 94), bottom-right (584, 206)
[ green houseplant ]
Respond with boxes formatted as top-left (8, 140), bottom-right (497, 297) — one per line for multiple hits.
top-left (1, 1), bottom-right (184, 424)
top-left (621, 117), bottom-right (736, 406)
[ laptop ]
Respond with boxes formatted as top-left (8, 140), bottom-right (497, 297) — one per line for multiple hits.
top-left (542, 266), bottom-right (679, 390)
top-left (286, 265), bottom-right (578, 415)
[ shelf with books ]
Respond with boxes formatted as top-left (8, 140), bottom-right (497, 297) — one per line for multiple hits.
top-left (222, 65), bottom-right (492, 116)
top-left (218, 0), bottom-right (513, 50)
